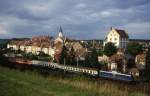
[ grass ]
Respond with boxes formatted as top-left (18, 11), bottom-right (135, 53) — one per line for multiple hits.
top-left (0, 65), bottom-right (148, 96)
top-left (0, 66), bottom-right (91, 96)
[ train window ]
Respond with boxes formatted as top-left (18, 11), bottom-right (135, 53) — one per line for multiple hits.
top-left (100, 72), bottom-right (113, 77)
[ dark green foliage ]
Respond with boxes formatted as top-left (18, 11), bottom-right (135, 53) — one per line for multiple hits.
top-left (97, 49), bottom-right (103, 56)
top-left (84, 47), bottom-right (101, 68)
top-left (144, 46), bottom-right (150, 81)
top-left (100, 61), bottom-right (108, 70)
top-left (24, 52), bottom-right (37, 60)
top-left (127, 42), bottom-right (143, 57)
top-left (127, 59), bottom-right (136, 69)
top-left (0, 39), bottom-right (9, 49)
top-left (90, 47), bottom-right (100, 68)
top-left (103, 42), bottom-right (117, 57)
top-left (38, 55), bottom-right (52, 61)
top-left (0, 50), bottom-right (9, 65)
top-left (15, 49), bottom-right (23, 54)
top-left (38, 51), bottom-right (49, 57)
top-left (59, 45), bottom-right (67, 64)
top-left (59, 46), bottom-right (75, 65)
top-left (67, 47), bottom-right (76, 65)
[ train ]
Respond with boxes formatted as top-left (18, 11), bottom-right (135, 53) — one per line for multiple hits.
top-left (8, 58), bottom-right (134, 82)
top-left (99, 71), bottom-right (134, 82)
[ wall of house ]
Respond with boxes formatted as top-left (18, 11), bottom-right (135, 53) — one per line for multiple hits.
top-left (42, 48), bottom-right (49, 54)
top-left (20, 46), bottom-right (25, 51)
top-left (49, 48), bottom-right (55, 57)
top-left (26, 46), bottom-right (32, 53)
top-left (119, 38), bottom-right (128, 48)
top-left (104, 29), bottom-right (120, 48)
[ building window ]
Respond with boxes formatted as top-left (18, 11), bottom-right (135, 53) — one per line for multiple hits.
top-left (114, 38), bottom-right (117, 41)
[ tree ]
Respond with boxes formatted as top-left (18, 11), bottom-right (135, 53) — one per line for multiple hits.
top-left (144, 46), bottom-right (150, 81)
top-left (59, 45), bottom-right (67, 64)
top-left (97, 49), bottom-right (103, 56)
top-left (103, 42), bottom-right (117, 57)
top-left (67, 47), bottom-right (76, 65)
top-left (24, 52), bottom-right (37, 60)
top-left (37, 51), bottom-right (51, 61)
top-left (127, 42), bottom-right (143, 57)
top-left (0, 50), bottom-right (9, 65)
top-left (127, 59), bottom-right (136, 69)
top-left (84, 47), bottom-right (101, 68)
top-left (38, 51), bottom-right (49, 57)
top-left (90, 47), bottom-right (100, 68)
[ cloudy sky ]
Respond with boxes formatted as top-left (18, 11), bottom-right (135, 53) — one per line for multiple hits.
top-left (0, 0), bottom-right (150, 39)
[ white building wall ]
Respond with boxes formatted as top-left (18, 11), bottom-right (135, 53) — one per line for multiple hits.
top-left (49, 48), bottom-right (55, 58)
top-left (26, 46), bottom-right (32, 53)
top-left (104, 28), bottom-right (128, 49)
top-left (42, 48), bottom-right (49, 54)
top-left (20, 46), bottom-right (25, 51)
top-left (104, 29), bottom-right (120, 48)
top-left (13, 45), bottom-right (18, 50)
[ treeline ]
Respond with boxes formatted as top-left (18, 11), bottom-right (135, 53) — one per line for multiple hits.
top-left (58, 45), bottom-right (101, 68)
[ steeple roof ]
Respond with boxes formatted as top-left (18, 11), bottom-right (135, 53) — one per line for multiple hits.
top-left (58, 26), bottom-right (63, 38)
top-left (59, 26), bottom-right (63, 33)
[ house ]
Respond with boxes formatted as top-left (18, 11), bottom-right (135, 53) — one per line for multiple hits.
top-left (7, 38), bottom-right (30, 51)
top-left (7, 36), bottom-right (54, 57)
top-left (104, 27), bottom-right (129, 49)
top-left (7, 40), bottom-right (20, 50)
top-left (135, 53), bottom-right (146, 70)
top-left (72, 42), bottom-right (86, 60)
top-left (128, 68), bottom-right (139, 77)
top-left (109, 51), bottom-right (127, 73)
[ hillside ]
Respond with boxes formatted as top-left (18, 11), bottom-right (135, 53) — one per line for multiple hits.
top-left (0, 64), bottom-right (147, 96)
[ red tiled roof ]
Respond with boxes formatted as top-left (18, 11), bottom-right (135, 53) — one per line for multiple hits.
top-left (109, 54), bottom-right (125, 62)
top-left (9, 35), bottom-right (53, 48)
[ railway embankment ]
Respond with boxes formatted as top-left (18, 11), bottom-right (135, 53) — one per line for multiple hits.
top-left (0, 61), bottom-right (150, 96)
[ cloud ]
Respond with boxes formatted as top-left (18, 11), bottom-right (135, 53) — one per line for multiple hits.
top-left (75, 3), bottom-right (87, 9)
top-left (0, 0), bottom-right (150, 39)
top-left (0, 26), bottom-right (8, 35)
top-left (121, 22), bottom-right (150, 39)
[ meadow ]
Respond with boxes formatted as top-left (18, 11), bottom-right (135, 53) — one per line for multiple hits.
top-left (0, 64), bottom-right (147, 96)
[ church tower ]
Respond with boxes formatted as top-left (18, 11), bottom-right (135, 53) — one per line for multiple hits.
top-left (58, 26), bottom-right (63, 38)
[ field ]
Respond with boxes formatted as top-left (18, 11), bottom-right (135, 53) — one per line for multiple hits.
top-left (0, 64), bottom-right (148, 96)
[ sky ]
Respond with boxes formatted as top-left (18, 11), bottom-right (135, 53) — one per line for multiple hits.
top-left (0, 0), bottom-right (150, 40)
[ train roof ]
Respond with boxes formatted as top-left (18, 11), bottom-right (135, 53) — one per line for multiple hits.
top-left (100, 70), bottom-right (131, 77)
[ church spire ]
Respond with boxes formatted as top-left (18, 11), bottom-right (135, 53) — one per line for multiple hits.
top-left (58, 26), bottom-right (63, 38)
